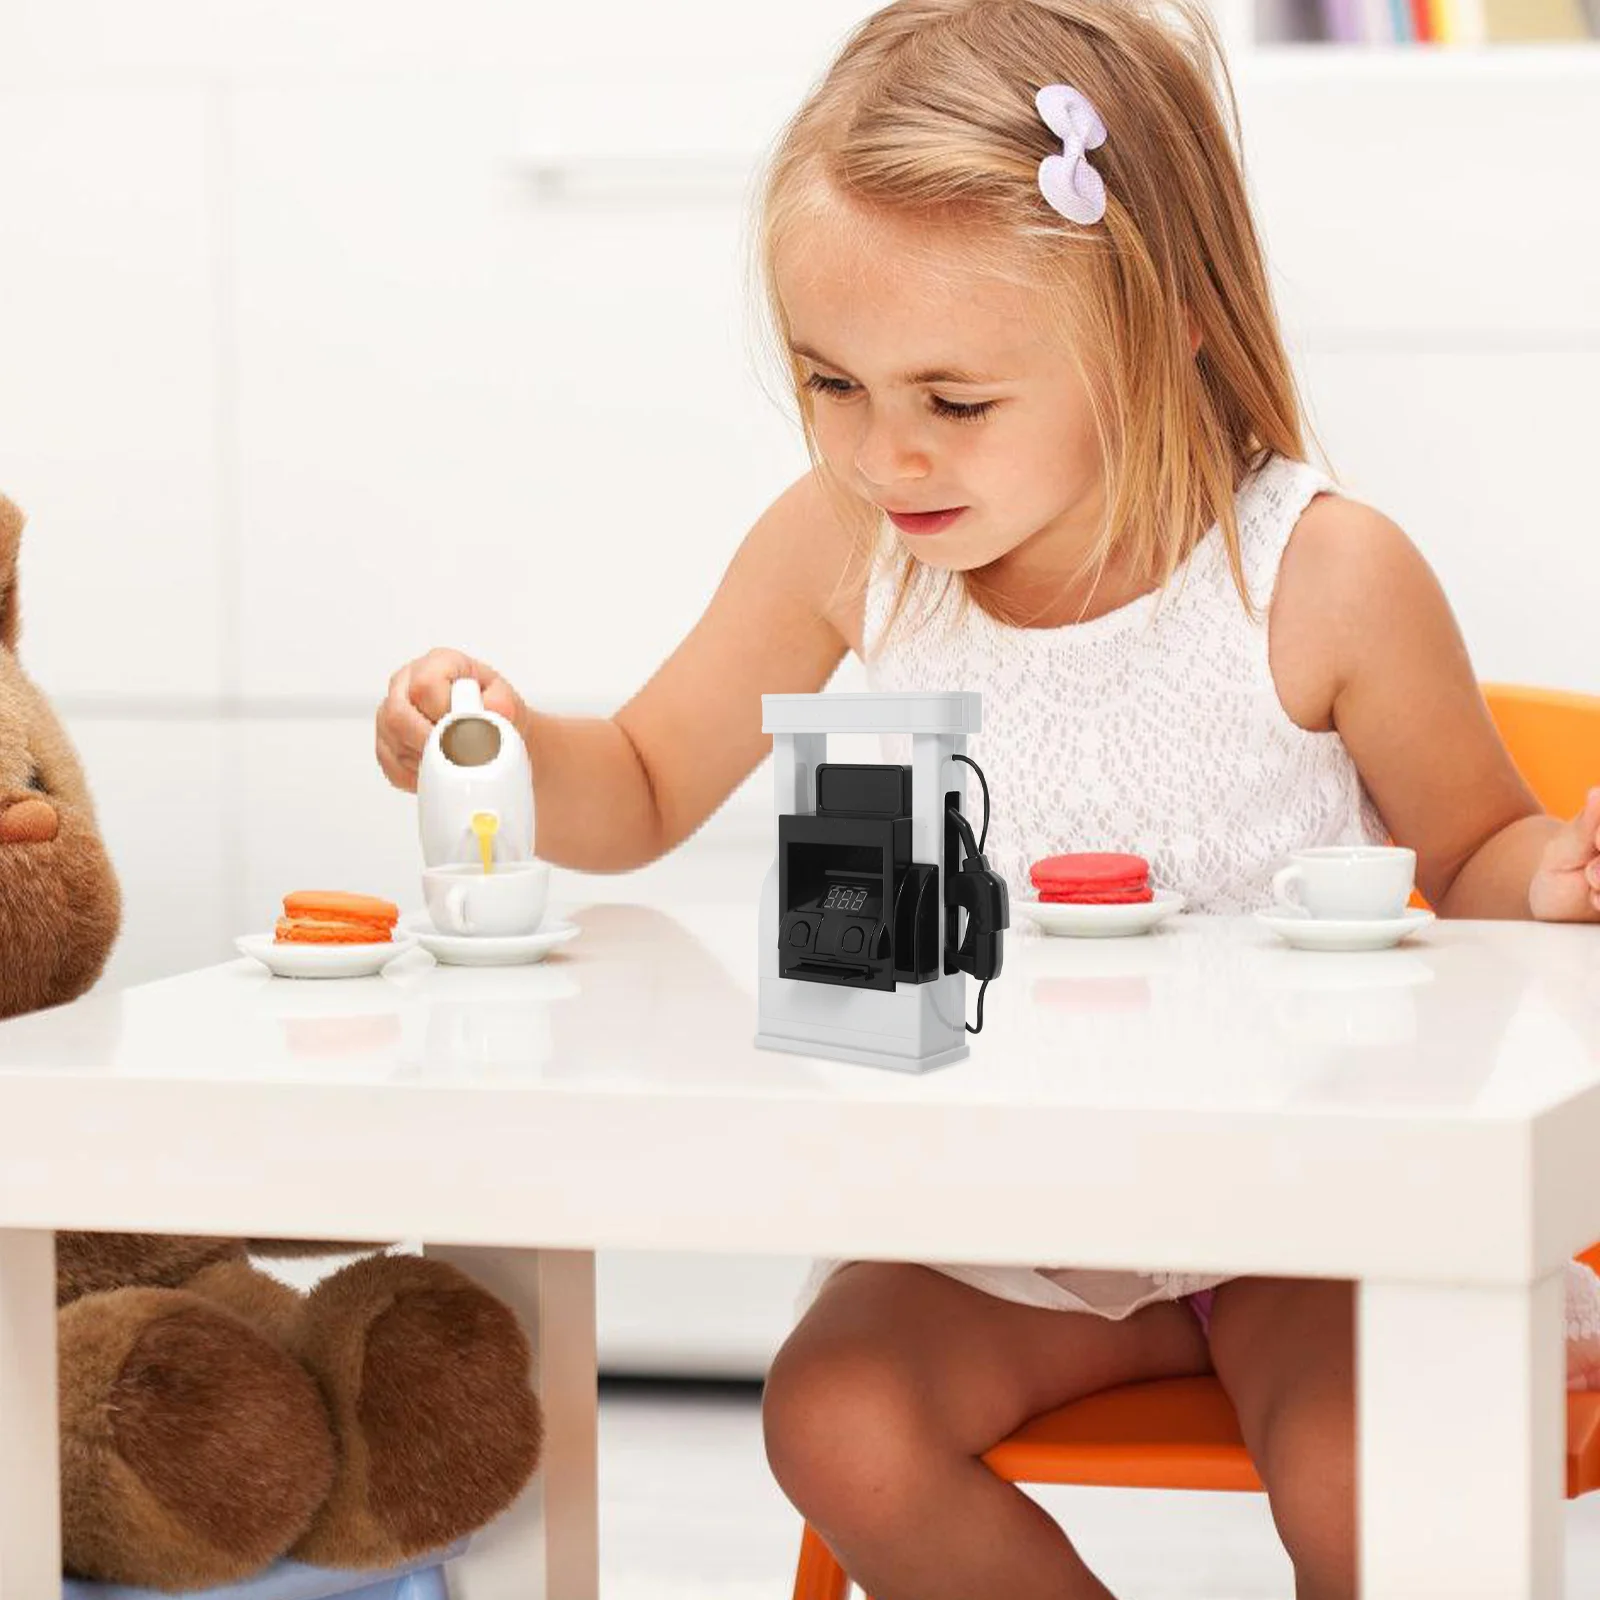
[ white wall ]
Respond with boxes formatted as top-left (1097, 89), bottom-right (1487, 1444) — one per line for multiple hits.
top-left (3, 4), bottom-right (1596, 1374)
top-left (1233, 49), bottom-right (1600, 700)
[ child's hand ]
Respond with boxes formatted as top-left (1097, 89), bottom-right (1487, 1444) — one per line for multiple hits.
top-left (1530, 788), bottom-right (1600, 922)
top-left (375, 647), bottom-right (529, 794)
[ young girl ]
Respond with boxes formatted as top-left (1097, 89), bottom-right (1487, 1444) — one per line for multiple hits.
top-left (376, 2), bottom-right (1600, 1594)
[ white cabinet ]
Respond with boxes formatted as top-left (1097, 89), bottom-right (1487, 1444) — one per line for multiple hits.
top-left (229, 77), bottom-right (813, 707)
top-left (66, 716), bottom-right (232, 993)
top-left (0, 0), bottom-right (876, 81)
top-left (1237, 55), bottom-right (1600, 339)
top-left (0, 91), bottom-right (222, 699)
top-left (1233, 55), bottom-right (1600, 694)
top-left (0, 0), bottom-right (536, 77)
top-left (599, 1250), bottom-right (809, 1379)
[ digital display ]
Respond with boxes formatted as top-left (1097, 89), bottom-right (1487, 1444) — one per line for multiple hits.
top-left (823, 884), bottom-right (869, 912)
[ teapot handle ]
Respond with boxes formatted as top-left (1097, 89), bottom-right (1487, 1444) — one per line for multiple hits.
top-left (449, 677), bottom-right (484, 717)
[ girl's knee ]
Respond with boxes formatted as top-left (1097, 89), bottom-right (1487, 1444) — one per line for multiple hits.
top-left (762, 1330), bottom-right (937, 1532)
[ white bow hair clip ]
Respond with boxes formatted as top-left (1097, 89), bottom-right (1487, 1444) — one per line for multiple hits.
top-left (1035, 84), bottom-right (1107, 226)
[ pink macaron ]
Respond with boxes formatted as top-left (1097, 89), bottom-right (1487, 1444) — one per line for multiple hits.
top-left (1029, 852), bottom-right (1154, 906)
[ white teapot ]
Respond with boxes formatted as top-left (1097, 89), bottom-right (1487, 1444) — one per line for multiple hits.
top-left (417, 677), bottom-right (536, 868)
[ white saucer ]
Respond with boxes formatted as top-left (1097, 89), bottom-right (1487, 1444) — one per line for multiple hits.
top-left (235, 932), bottom-right (418, 979)
top-left (399, 910), bottom-right (580, 967)
top-left (1015, 887), bottom-right (1186, 939)
top-left (1254, 907), bottom-right (1435, 952)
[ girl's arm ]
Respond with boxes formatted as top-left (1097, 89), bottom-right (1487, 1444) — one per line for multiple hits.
top-left (595, 469), bottom-right (855, 865)
top-left (1270, 495), bottom-right (1595, 921)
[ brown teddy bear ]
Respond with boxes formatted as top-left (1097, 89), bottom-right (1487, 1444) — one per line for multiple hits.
top-left (0, 492), bottom-right (544, 1591)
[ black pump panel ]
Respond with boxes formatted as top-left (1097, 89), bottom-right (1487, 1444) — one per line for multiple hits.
top-left (777, 762), bottom-right (944, 992)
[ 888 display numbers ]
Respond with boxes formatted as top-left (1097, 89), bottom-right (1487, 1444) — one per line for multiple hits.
top-left (823, 885), bottom-right (868, 912)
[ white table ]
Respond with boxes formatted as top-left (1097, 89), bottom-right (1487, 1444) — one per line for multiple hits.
top-left (1, 899), bottom-right (1597, 1599)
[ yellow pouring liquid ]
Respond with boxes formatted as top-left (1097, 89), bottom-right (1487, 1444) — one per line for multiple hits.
top-left (471, 811), bottom-right (499, 874)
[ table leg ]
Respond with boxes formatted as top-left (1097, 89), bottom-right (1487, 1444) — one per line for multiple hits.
top-left (1360, 1272), bottom-right (1564, 1599)
top-left (0, 1230), bottom-right (60, 1600)
top-left (424, 1246), bottom-right (598, 1600)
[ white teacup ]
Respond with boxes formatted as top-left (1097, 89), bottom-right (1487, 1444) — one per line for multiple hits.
top-left (1271, 846), bottom-right (1416, 921)
top-left (423, 860), bottom-right (549, 937)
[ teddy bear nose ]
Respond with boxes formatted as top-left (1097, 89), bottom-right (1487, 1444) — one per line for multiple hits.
top-left (0, 796), bottom-right (59, 843)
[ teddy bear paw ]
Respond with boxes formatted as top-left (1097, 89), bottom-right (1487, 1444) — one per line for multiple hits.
top-left (59, 1288), bottom-right (337, 1590)
top-left (289, 1253), bottom-right (543, 1567)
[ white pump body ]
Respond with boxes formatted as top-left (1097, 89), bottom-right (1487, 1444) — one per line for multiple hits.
top-left (754, 691), bottom-right (979, 1073)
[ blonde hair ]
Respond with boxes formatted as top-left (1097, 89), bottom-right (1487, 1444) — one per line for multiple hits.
top-left (752, 0), bottom-right (1317, 655)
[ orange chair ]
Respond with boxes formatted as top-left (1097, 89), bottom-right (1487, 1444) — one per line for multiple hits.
top-left (791, 682), bottom-right (1600, 1600)
top-left (1482, 683), bottom-right (1600, 822)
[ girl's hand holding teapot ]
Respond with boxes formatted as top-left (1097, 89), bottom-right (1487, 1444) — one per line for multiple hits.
top-left (376, 647), bottom-right (529, 794)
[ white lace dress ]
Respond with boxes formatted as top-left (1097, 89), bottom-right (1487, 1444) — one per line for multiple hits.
top-left (795, 454), bottom-right (1600, 1387)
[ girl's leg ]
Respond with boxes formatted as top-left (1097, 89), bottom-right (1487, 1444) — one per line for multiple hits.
top-left (763, 1262), bottom-right (1212, 1600)
top-left (1206, 1276), bottom-right (1357, 1600)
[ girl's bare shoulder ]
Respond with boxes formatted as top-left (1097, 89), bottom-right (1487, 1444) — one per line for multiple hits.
top-left (1268, 489), bottom-right (1425, 734)
top-left (1268, 486), bottom-right (1540, 905)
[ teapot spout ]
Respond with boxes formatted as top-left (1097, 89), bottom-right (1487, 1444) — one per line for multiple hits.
top-left (422, 801), bottom-right (536, 869)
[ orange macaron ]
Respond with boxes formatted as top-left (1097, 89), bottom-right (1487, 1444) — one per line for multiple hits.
top-left (274, 890), bottom-right (400, 946)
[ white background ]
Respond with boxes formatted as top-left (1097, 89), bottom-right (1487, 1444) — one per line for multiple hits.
top-left (1, 0), bottom-right (1596, 1373)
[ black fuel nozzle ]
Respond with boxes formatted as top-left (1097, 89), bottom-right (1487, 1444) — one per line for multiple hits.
top-left (946, 804), bottom-right (1010, 982)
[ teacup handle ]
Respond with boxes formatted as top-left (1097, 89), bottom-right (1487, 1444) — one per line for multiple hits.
top-left (1271, 864), bottom-right (1305, 912)
top-left (444, 883), bottom-right (474, 935)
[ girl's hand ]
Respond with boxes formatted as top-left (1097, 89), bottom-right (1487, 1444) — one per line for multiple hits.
top-left (375, 647), bottom-right (529, 794)
top-left (1530, 788), bottom-right (1600, 923)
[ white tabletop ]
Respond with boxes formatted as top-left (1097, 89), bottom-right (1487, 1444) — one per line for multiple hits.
top-left (0, 902), bottom-right (1596, 1286)
top-left (3, 898), bottom-right (1596, 1599)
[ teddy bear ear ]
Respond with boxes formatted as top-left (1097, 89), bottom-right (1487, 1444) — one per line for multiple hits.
top-left (0, 493), bottom-right (21, 653)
